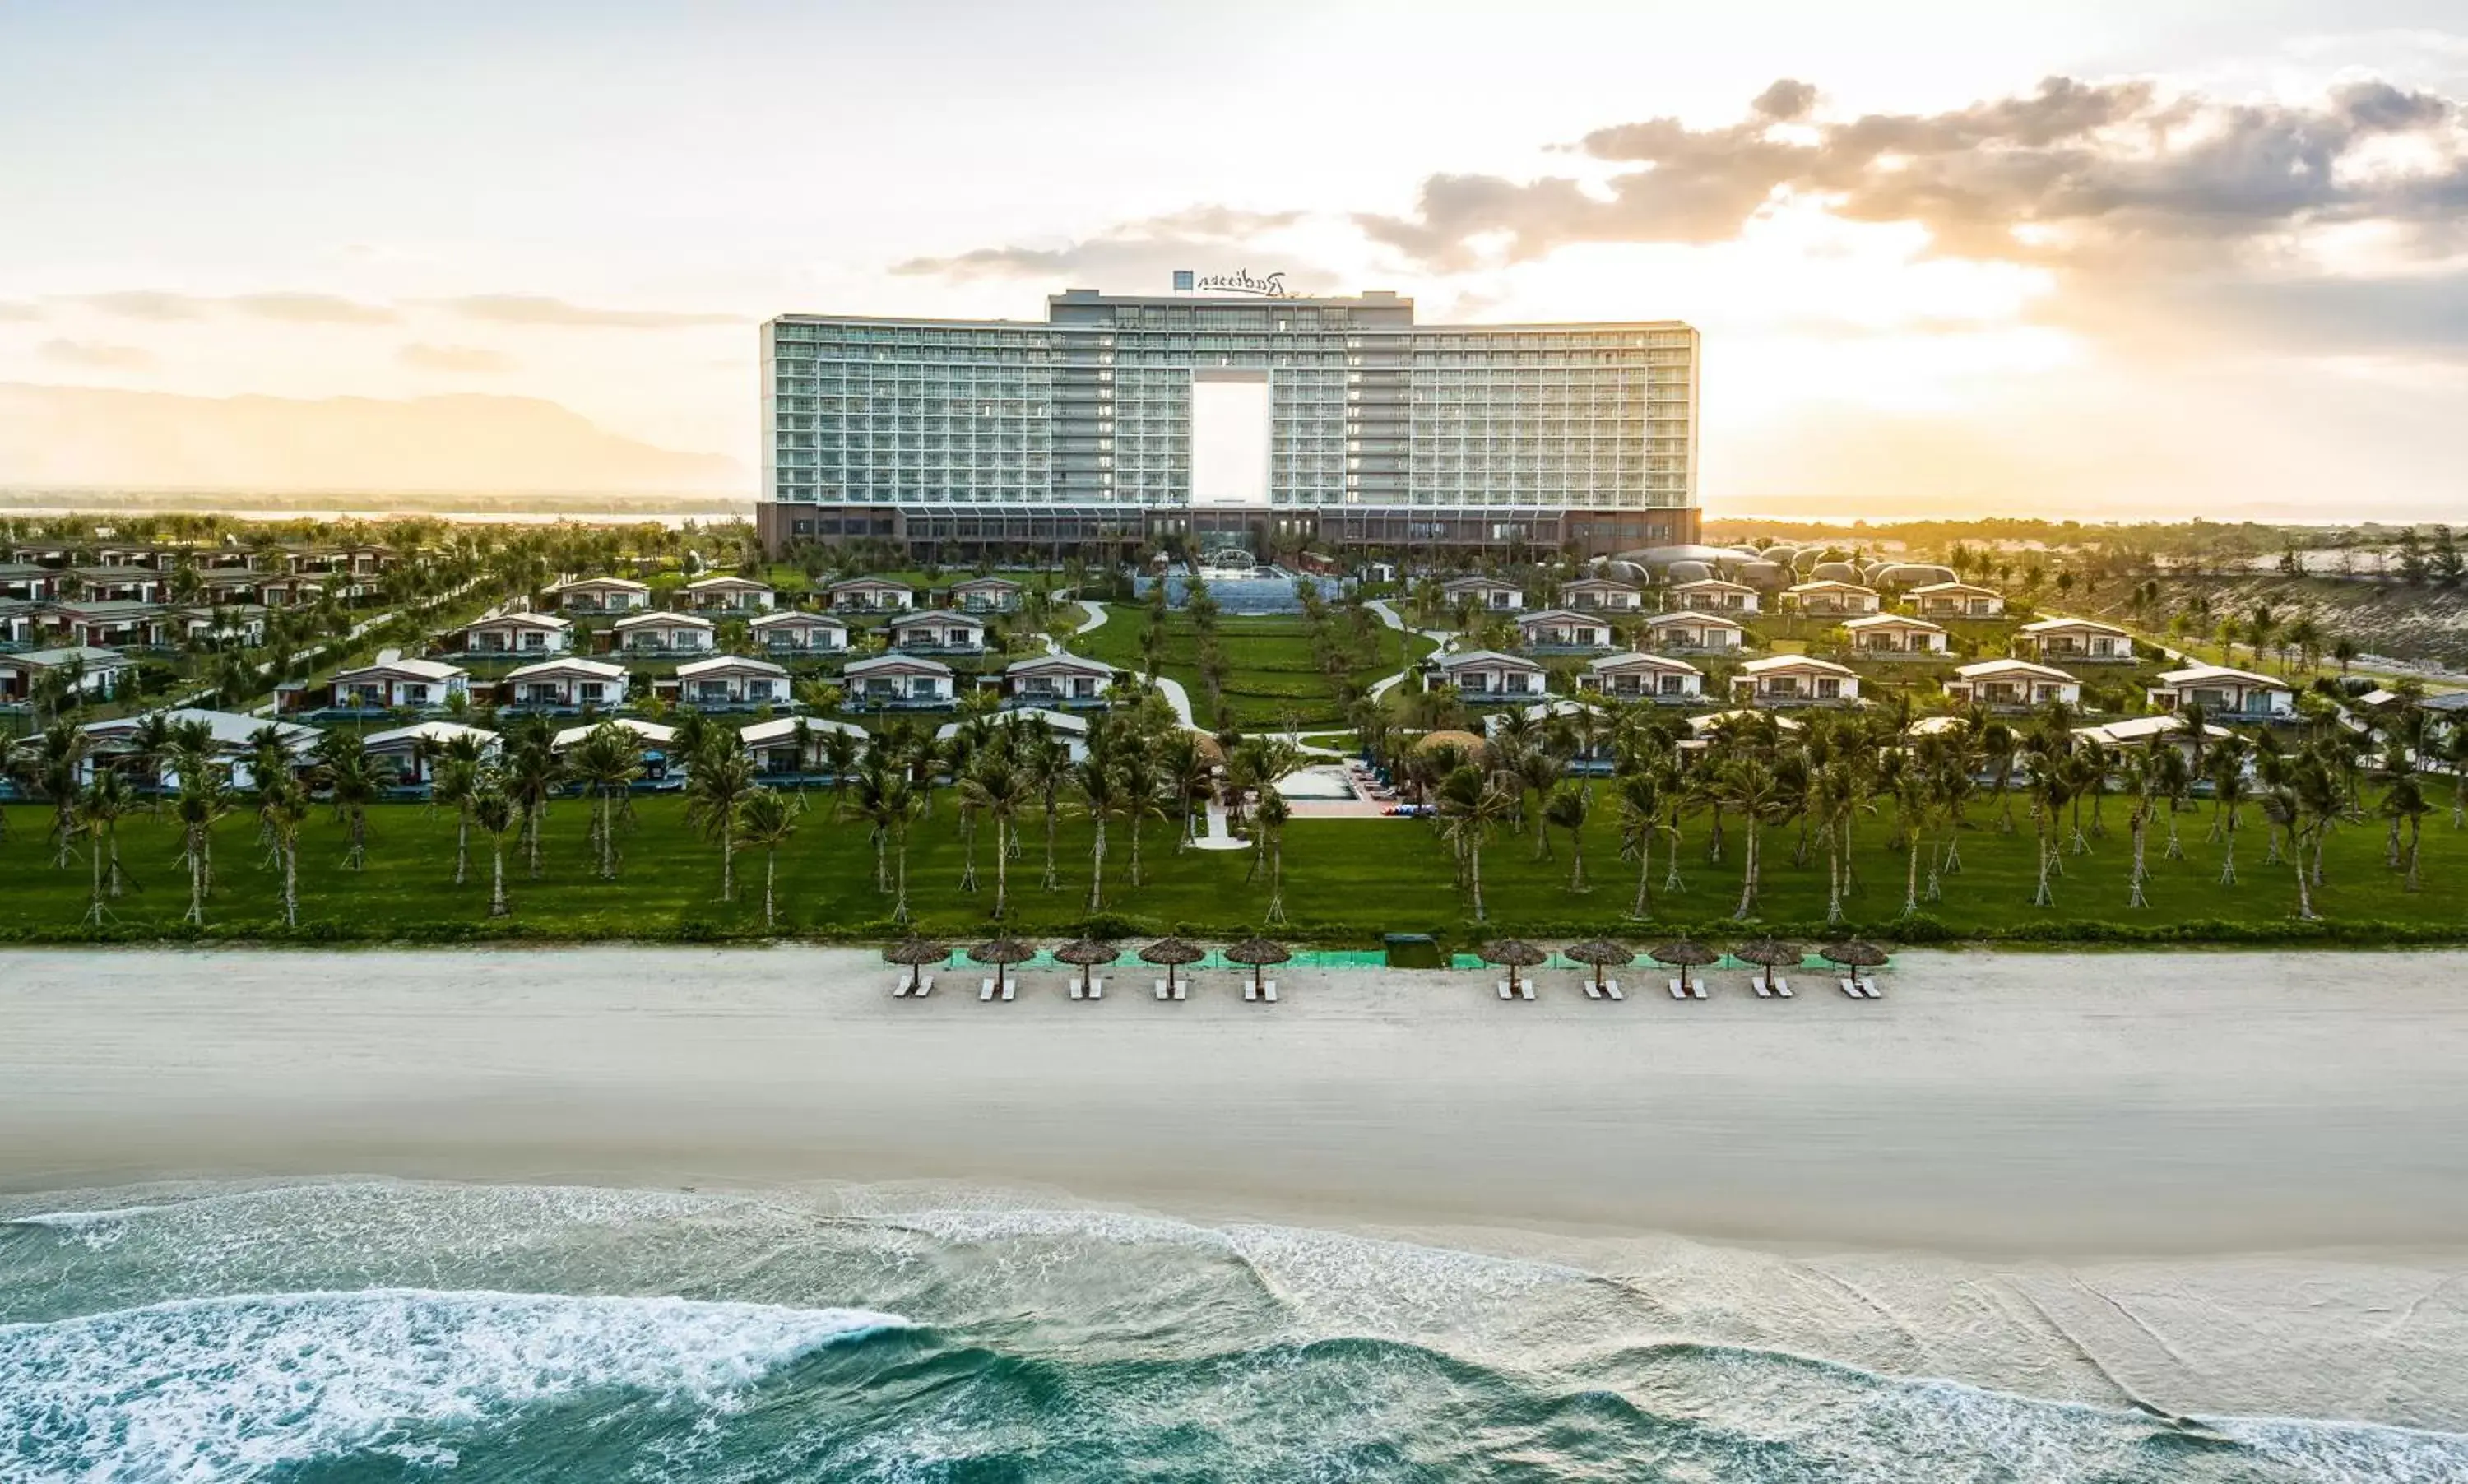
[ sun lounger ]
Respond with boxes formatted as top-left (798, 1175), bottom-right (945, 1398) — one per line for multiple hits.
top-left (1518, 979), bottom-right (1535, 1001)
top-left (1604, 980), bottom-right (1624, 1001)
top-left (1263, 981), bottom-right (1278, 1003)
top-left (1668, 978), bottom-right (1689, 999)
top-left (1154, 980), bottom-right (1171, 1001)
top-left (980, 979), bottom-right (996, 1001)
top-left (1691, 981), bottom-right (1709, 999)
top-left (1088, 978), bottom-right (1104, 1001)
top-left (1497, 981), bottom-right (1514, 1000)
top-left (1772, 978), bottom-right (1790, 999)
top-left (1175, 982), bottom-right (1189, 1001)
top-left (1839, 977), bottom-right (1863, 999)
top-left (1069, 981), bottom-right (1084, 1000)
top-left (1244, 982), bottom-right (1259, 1002)
top-left (1751, 978), bottom-right (1772, 998)
top-left (1857, 976), bottom-right (1881, 999)
top-left (912, 976), bottom-right (932, 999)
top-left (1000, 976), bottom-right (1016, 1002)
top-left (1582, 981), bottom-right (1603, 999)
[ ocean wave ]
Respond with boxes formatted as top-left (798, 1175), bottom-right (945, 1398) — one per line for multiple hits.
top-left (0, 1287), bottom-right (909, 1482)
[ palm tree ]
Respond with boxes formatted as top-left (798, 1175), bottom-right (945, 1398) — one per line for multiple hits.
top-left (472, 784), bottom-right (518, 917)
top-left (26, 721), bottom-right (90, 869)
top-left (1545, 779), bottom-right (1591, 891)
top-left (1159, 731), bottom-right (1213, 848)
top-left (1254, 786), bottom-right (1292, 925)
top-left (1116, 744), bottom-right (1168, 888)
top-left (1436, 763), bottom-right (1517, 921)
top-left (1715, 754), bottom-right (1786, 920)
top-left (2025, 744), bottom-right (2073, 907)
top-left (568, 722), bottom-right (643, 880)
top-left (256, 768), bottom-right (311, 928)
top-left (1075, 754), bottom-right (1124, 912)
top-left (2121, 750), bottom-right (2159, 908)
top-left (735, 787), bottom-right (799, 929)
top-left (958, 755), bottom-right (1028, 921)
top-left (73, 768), bottom-right (140, 924)
top-left (431, 754), bottom-right (481, 886)
top-left (1026, 731), bottom-right (1072, 891)
top-left (683, 734), bottom-right (758, 902)
top-left (2152, 744), bottom-right (2192, 860)
top-left (321, 737), bottom-right (383, 871)
top-left (2210, 744), bottom-right (2249, 887)
top-left (501, 717), bottom-right (562, 878)
top-left (1611, 767), bottom-right (1666, 920)
top-left (169, 763), bottom-right (232, 925)
top-left (842, 763), bottom-right (921, 922)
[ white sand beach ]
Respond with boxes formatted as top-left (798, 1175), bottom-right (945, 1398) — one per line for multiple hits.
top-left (7, 945), bottom-right (2468, 1257)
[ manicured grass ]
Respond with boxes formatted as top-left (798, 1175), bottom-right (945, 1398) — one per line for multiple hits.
top-left (4, 785), bottom-right (2460, 946)
top-left (1074, 608), bottom-right (1433, 728)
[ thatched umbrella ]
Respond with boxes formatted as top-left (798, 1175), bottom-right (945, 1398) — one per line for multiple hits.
top-left (1819, 939), bottom-right (1889, 990)
top-left (1478, 939), bottom-right (1547, 994)
top-left (1648, 939), bottom-right (1722, 995)
top-left (967, 937), bottom-right (1037, 995)
top-left (884, 936), bottom-right (950, 995)
top-left (1562, 938), bottom-right (1632, 994)
top-left (1222, 935), bottom-right (1292, 997)
top-left (1053, 937), bottom-right (1119, 997)
top-left (1139, 936), bottom-right (1207, 998)
top-left (1732, 937), bottom-right (1802, 995)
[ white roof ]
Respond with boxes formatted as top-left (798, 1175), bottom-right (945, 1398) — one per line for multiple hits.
top-left (84, 708), bottom-right (318, 751)
top-left (749, 609), bottom-right (845, 628)
top-left (1668, 576), bottom-right (1756, 591)
top-left (1842, 613), bottom-right (1943, 632)
top-left (1006, 651), bottom-right (1110, 675)
top-left (362, 721), bottom-right (500, 752)
top-left (506, 656), bottom-right (626, 681)
top-left (466, 610), bottom-right (569, 631)
top-left (829, 574), bottom-right (913, 591)
top-left (888, 608), bottom-right (985, 628)
top-left (334, 656), bottom-right (466, 684)
top-left (1560, 575), bottom-right (1640, 591)
top-left (1908, 581), bottom-right (2002, 597)
top-left (4, 645), bottom-right (128, 670)
top-left (1784, 578), bottom-right (1877, 595)
top-left (1738, 654), bottom-right (1858, 677)
top-left (553, 576), bottom-right (648, 593)
top-left (846, 653), bottom-right (953, 677)
top-left (1589, 651), bottom-right (1701, 674)
top-left (1905, 715), bottom-right (1972, 736)
top-left (1954, 659), bottom-right (2076, 681)
top-left (675, 655), bottom-right (789, 679)
top-left (937, 708), bottom-right (1090, 741)
top-left (1644, 608), bottom-right (1745, 628)
top-left (2076, 715), bottom-right (2237, 747)
top-left (1433, 647), bottom-right (1543, 672)
top-left (1515, 607), bottom-right (1606, 626)
top-left (2016, 615), bottom-right (2129, 636)
top-left (2155, 664), bottom-right (2285, 689)
top-left (1686, 709), bottom-right (1804, 734)
top-left (685, 574), bottom-right (772, 591)
top-left (1441, 575), bottom-right (1520, 591)
top-left (738, 716), bottom-right (869, 745)
top-left (613, 610), bottom-right (714, 631)
top-left (551, 717), bottom-right (677, 750)
top-left (949, 575), bottom-right (1022, 590)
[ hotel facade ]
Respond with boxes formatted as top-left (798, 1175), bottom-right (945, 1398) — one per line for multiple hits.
top-left (757, 286), bottom-right (1698, 559)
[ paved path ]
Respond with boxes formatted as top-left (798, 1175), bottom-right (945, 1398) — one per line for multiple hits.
top-left (1072, 600), bottom-right (1107, 635)
top-left (1192, 796), bottom-right (1248, 851)
top-left (1362, 598), bottom-right (1454, 702)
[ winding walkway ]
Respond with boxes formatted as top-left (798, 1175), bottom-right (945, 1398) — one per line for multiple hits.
top-left (1362, 598), bottom-right (1455, 703)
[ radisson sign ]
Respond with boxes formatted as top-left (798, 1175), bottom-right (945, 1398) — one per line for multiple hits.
top-left (1172, 268), bottom-right (1294, 299)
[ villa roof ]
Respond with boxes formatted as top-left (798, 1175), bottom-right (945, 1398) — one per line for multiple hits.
top-left (675, 655), bottom-right (789, 679)
top-left (1514, 607), bottom-right (1607, 627)
top-left (1784, 578), bottom-right (1878, 596)
top-left (333, 656), bottom-right (466, 684)
top-left (551, 576), bottom-right (649, 593)
top-left (1908, 581), bottom-right (2002, 597)
top-left (749, 609), bottom-right (845, 628)
top-left (2016, 615), bottom-right (2129, 635)
top-left (1842, 613), bottom-right (1944, 632)
top-left (1589, 651), bottom-right (1701, 674)
top-left (1433, 647), bottom-right (1544, 672)
top-left (684, 574), bottom-right (772, 591)
top-left (937, 708), bottom-right (1091, 741)
top-left (1558, 575), bottom-right (1640, 591)
top-left (1738, 654), bottom-right (1858, 677)
top-left (2075, 715), bottom-right (2236, 747)
top-left (361, 721), bottom-right (500, 753)
top-left (2155, 664), bottom-right (2286, 688)
top-left (1642, 608), bottom-right (1745, 628)
top-left (2, 645), bottom-right (129, 670)
top-left (613, 610), bottom-right (714, 631)
top-left (739, 715), bottom-right (869, 745)
top-left (846, 653), bottom-right (953, 677)
top-left (1668, 576), bottom-right (1756, 591)
top-left (551, 717), bottom-right (676, 750)
top-left (85, 708), bottom-right (318, 752)
top-left (828, 575), bottom-right (914, 593)
top-left (1440, 574), bottom-right (1520, 591)
top-left (506, 656), bottom-right (626, 681)
top-left (1686, 709), bottom-right (1804, 734)
top-left (465, 610), bottom-right (570, 631)
top-left (887, 608), bottom-right (986, 630)
top-left (1005, 652), bottom-right (1110, 675)
top-left (949, 575), bottom-right (1023, 591)
top-left (1954, 658), bottom-right (2076, 681)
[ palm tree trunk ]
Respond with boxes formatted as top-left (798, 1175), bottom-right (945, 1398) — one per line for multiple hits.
top-left (456, 806), bottom-right (471, 886)
top-left (992, 820), bottom-right (1010, 920)
top-left (187, 829), bottom-right (206, 925)
top-left (108, 826), bottom-right (124, 898)
top-left (2128, 815), bottom-right (2148, 908)
top-left (489, 842), bottom-right (508, 916)
top-left (283, 838), bottom-right (299, 927)
top-left (1087, 820), bottom-right (1106, 911)
top-left (2033, 827), bottom-right (2056, 906)
top-left (764, 847), bottom-right (778, 927)
top-left (1902, 831), bottom-right (1920, 916)
top-left (720, 819), bottom-right (735, 901)
top-left (1130, 817), bottom-right (1144, 886)
top-left (86, 834), bottom-right (104, 926)
top-left (1733, 823), bottom-right (1760, 919)
top-left (892, 827), bottom-right (911, 925)
top-left (1630, 832), bottom-right (1651, 918)
top-left (2405, 815), bottom-right (2423, 891)
top-left (1567, 830), bottom-right (1584, 891)
top-left (1042, 803), bottom-right (1060, 891)
top-left (2291, 826), bottom-right (2318, 919)
top-left (1469, 838), bottom-right (1486, 922)
top-left (527, 803), bottom-right (542, 879)
top-left (2218, 826), bottom-right (2237, 886)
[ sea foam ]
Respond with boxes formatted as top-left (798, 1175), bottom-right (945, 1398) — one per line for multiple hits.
top-left (0, 1287), bottom-right (907, 1482)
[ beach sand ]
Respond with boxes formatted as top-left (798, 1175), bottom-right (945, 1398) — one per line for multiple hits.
top-left (7, 944), bottom-right (2468, 1256)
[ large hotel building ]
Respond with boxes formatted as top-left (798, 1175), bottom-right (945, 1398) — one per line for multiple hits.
top-left (757, 285), bottom-right (1698, 559)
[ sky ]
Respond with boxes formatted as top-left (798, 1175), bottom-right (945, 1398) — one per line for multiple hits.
top-left (2, 0), bottom-right (2466, 518)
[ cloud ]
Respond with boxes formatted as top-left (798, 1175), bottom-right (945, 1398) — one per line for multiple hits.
top-left (39, 339), bottom-right (155, 370)
top-left (230, 293), bottom-right (398, 324)
top-left (69, 290), bottom-right (206, 322)
top-left (424, 294), bottom-right (741, 328)
top-left (397, 342), bottom-right (513, 373)
top-left (0, 302), bottom-right (40, 322)
top-left (893, 208), bottom-right (1311, 282)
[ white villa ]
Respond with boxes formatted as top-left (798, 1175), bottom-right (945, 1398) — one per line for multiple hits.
top-left (1640, 610), bottom-right (1746, 653)
top-left (740, 714), bottom-right (870, 776)
top-left (612, 610), bottom-right (717, 655)
top-left (550, 577), bottom-right (652, 614)
top-left (2146, 665), bottom-right (2297, 720)
top-left (888, 610), bottom-right (989, 654)
top-left (0, 646), bottom-right (130, 704)
top-left (457, 611), bottom-right (572, 656)
top-left (828, 576), bottom-right (917, 613)
top-left (1731, 655), bottom-right (1861, 707)
top-left (178, 605), bottom-right (269, 647)
top-left (673, 655), bottom-right (791, 708)
top-left (1779, 579), bottom-right (1883, 617)
top-left (81, 708), bottom-right (319, 788)
top-left (2014, 616), bottom-right (2135, 663)
top-left (1578, 651), bottom-right (1704, 701)
top-left (328, 653), bottom-right (471, 711)
top-left (1556, 576), bottom-right (1645, 612)
top-left (749, 610), bottom-right (849, 654)
top-left (1906, 582), bottom-right (2006, 619)
top-left (937, 708), bottom-right (1092, 763)
top-left (2074, 713), bottom-right (2238, 768)
top-left (504, 656), bottom-right (629, 711)
top-left (1665, 577), bottom-right (1761, 614)
top-left (1440, 576), bottom-right (1525, 612)
top-left (844, 653), bottom-right (957, 707)
top-left (1001, 652), bottom-right (1114, 706)
top-left (1840, 613), bottom-right (1949, 656)
top-left (946, 575), bottom-right (1025, 613)
top-left (1515, 608), bottom-right (1617, 651)
top-left (1426, 648), bottom-right (1547, 701)
top-left (1943, 658), bottom-right (2081, 710)
top-left (681, 574), bottom-right (778, 613)
top-left (550, 716), bottom-right (677, 756)
top-left (362, 721), bottom-right (501, 783)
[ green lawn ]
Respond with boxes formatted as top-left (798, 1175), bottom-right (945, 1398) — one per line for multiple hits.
top-left (1074, 608), bottom-right (1434, 728)
top-left (4, 785), bottom-right (2460, 947)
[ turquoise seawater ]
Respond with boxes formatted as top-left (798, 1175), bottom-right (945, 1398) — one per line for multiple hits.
top-left (5, 1181), bottom-right (2466, 1482)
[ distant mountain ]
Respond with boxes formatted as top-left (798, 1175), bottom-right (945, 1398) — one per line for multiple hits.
top-left (0, 383), bottom-right (747, 495)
